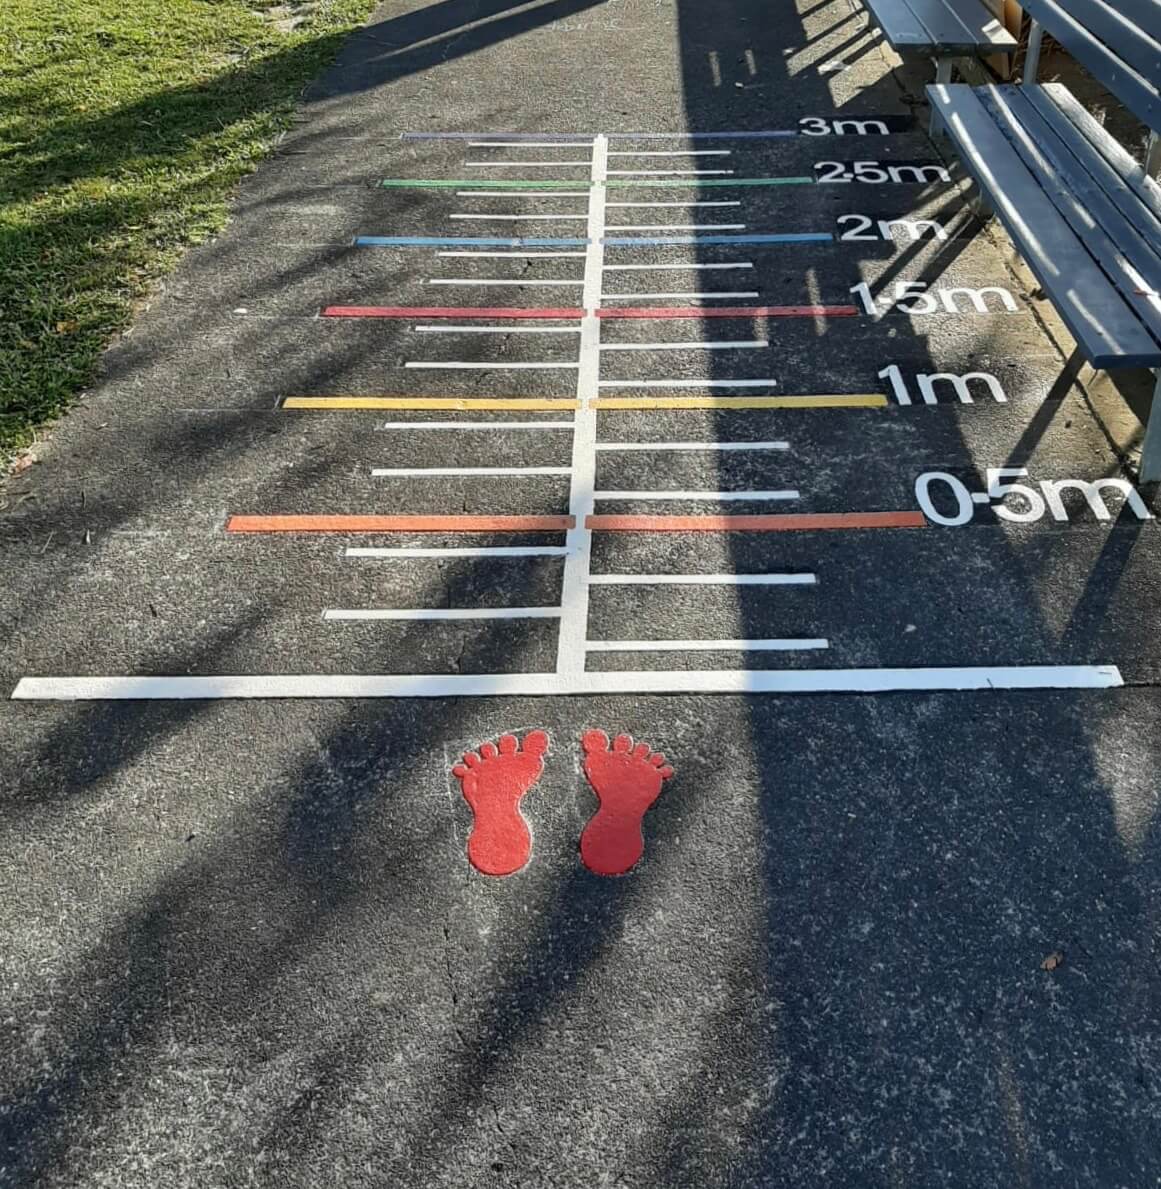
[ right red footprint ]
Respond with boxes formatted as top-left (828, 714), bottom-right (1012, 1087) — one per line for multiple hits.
top-left (580, 730), bottom-right (674, 876)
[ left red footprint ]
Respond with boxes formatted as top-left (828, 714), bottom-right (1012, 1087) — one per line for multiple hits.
top-left (452, 732), bottom-right (549, 876)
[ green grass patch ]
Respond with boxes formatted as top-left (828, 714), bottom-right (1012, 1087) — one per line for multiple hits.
top-left (0, 0), bottom-right (376, 460)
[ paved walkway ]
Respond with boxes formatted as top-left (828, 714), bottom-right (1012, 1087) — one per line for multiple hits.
top-left (3, 0), bottom-right (1161, 1185)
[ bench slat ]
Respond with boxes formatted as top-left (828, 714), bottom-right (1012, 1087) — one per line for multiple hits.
top-left (983, 86), bottom-right (1161, 347)
top-left (1030, 87), bottom-right (1161, 251)
top-left (928, 83), bottom-right (1161, 367)
top-left (1040, 84), bottom-right (1161, 229)
top-left (864, 0), bottom-right (1016, 54)
top-left (1037, 0), bottom-right (1161, 93)
top-left (1019, 0), bottom-right (1160, 130)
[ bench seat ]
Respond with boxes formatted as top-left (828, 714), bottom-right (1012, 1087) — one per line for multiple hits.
top-left (928, 82), bottom-right (1161, 370)
top-left (862, 0), bottom-right (1017, 59)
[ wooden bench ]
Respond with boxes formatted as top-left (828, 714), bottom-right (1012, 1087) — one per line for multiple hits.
top-left (928, 0), bottom-right (1161, 479)
top-left (859, 0), bottom-right (1018, 89)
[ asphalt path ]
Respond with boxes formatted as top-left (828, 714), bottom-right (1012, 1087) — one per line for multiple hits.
top-left (3, 0), bottom-right (1161, 1184)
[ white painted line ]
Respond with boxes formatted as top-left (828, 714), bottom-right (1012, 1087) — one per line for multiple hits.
top-left (438, 250), bottom-right (588, 258)
top-left (468, 141), bottom-right (594, 148)
top-left (607, 150), bottom-right (732, 157)
top-left (600, 291), bottom-right (760, 299)
top-left (413, 325), bottom-right (582, 334)
top-left (449, 213), bottom-right (589, 221)
top-left (456, 191), bottom-right (591, 198)
top-left (605, 223), bottom-right (746, 231)
top-left (599, 340), bottom-right (767, 351)
top-left (428, 279), bottom-right (585, 287)
top-left (599, 379), bottom-right (780, 388)
top-left (594, 489), bottom-right (800, 501)
top-left (587, 638), bottom-right (829, 651)
top-left (465, 160), bottom-right (592, 167)
top-left (606, 169), bottom-right (734, 176)
top-left (14, 667), bottom-right (1125, 698)
top-left (595, 440), bottom-right (789, 451)
top-left (347, 546), bottom-right (570, 558)
top-left (370, 466), bottom-right (571, 477)
top-left (376, 420), bottom-right (575, 430)
top-left (606, 201), bottom-right (742, 208)
top-left (324, 607), bottom-right (562, 621)
top-left (557, 134), bottom-right (608, 677)
top-left (602, 262), bottom-right (753, 271)
top-left (588, 573), bottom-right (814, 586)
top-left (406, 361), bottom-right (580, 370)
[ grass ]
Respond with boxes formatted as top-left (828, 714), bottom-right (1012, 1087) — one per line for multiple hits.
top-left (0, 0), bottom-right (377, 462)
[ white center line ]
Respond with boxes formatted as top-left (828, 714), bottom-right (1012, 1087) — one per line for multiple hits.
top-left (556, 133), bottom-right (608, 676)
top-left (598, 340), bottom-right (767, 351)
top-left (594, 489), bottom-right (800, 501)
top-left (586, 638), bottom-right (830, 651)
top-left (370, 466), bottom-right (572, 477)
top-left (588, 573), bottom-right (814, 585)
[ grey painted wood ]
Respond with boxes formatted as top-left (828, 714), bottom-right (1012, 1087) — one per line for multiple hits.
top-left (983, 86), bottom-right (1161, 348)
top-left (863, 0), bottom-right (1015, 54)
top-left (1018, 0), bottom-right (1160, 130)
top-left (1140, 372), bottom-right (1161, 483)
top-left (1040, 85), bottom-right (1161, 227)
top-left (1041, 0), bottom-right (1161, 92)
top-left (1028, 87), bottom-right (1161, 246)
top-left (927, 83), bottom-right (1161, 367)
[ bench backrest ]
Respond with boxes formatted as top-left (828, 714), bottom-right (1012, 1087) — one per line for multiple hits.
top-left (1019, 0), bottom-right (1161, 132)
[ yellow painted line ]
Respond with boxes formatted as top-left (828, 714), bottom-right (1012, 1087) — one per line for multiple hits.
top-left (589, 394), bottom-right (888, 410)
top-left (282, 396), bottom-right (580, 411)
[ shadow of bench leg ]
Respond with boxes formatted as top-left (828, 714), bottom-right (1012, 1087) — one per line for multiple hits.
top-left (1140, 371), bottom-right (1161, 483)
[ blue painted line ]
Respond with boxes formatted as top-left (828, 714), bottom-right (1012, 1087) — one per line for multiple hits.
top-left (601, 233), bottom-right (834, 246)
top-left (354, 236), bottom-right (591, 247)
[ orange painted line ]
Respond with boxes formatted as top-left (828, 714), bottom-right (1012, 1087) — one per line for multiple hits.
top-left (586, 511), bottom-right (926, 532)
top-left (227, 515), bottom-right (575, 533)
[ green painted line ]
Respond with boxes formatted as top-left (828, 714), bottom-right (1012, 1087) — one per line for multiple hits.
top-left (378, 179), bottom-right (588, 189)
top-left (377, 177), bottom-right (818, 190)
top-left (606, 177), bottom-right (817, 188)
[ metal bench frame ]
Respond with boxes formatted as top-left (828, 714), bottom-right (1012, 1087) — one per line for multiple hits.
top-left (930, 0), bottom-right (1161, 479)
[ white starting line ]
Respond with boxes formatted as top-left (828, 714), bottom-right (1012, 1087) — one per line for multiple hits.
top-left (11, 668), bottom-right (1126, 700)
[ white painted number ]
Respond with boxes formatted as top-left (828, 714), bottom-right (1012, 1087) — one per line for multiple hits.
top-left (915, 468), bottom-right (1152, 525)
top-left (815, 161), bottom-right (951, 183)
top-left (838, 215), bottom-right (949, 242)
top-left (800, 118), bottom-right (890, 135)
top-left (851, 282), bottom-right (1018, 316)
top-left (879, 364), bottom-right (1009, 404)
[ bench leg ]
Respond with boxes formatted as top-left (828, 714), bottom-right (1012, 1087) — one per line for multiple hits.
top-left (1023, 20), bottom-right (1044, 84)
top-left (1146, 131), bottom-right (1161, 179)
top-left (1140, 371), bottom-right (1161, 484)
top-left (929, 58), bottom-right (954, 136)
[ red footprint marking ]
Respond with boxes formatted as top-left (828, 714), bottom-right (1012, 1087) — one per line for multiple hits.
top-left (580, 730), bottom-right (674, 876)
top-left (452, 731), bottom-right (549, 876)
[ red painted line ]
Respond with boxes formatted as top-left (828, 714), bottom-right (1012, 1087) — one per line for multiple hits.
top-left (227, 515), bottom-right (575, 533)
top-left (596, 305), bottom-right (859, 319)
top-left (452, 732), bottom-right (549, 877)
top-left (586, 511), bottom-right (926, 531)
top-left (322, 306), bottom-right (585, 320)
top-left (580, 730), bottom-right (673, 877)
